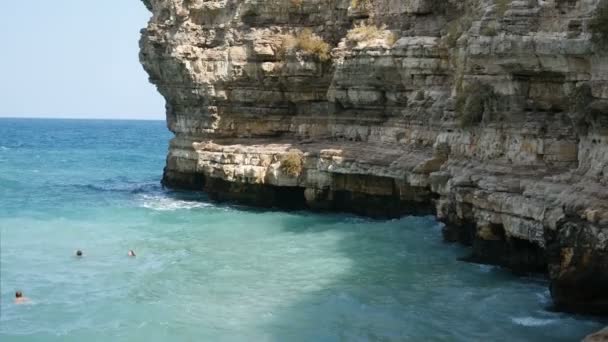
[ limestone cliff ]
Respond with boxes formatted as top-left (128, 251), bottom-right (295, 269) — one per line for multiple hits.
top-left (139, 0), bottom-right (608, 314)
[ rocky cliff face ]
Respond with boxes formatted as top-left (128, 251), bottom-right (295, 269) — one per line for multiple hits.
top-left (139, 0), bottom-right (608, 314)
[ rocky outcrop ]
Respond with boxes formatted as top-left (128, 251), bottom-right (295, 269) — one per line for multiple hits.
top-left (139, 0), bottom-right (608, 314)
top-left (584, 327), bottom-right (608, 341)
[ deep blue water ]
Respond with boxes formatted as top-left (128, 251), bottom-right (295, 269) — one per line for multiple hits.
top-left (0, 118), bottom-right (604, 341)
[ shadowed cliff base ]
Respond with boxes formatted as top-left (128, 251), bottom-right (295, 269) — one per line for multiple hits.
top-left (163, 170), bottom-right (436, 218)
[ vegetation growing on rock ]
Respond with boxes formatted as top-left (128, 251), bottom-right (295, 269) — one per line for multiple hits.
top-left (569, 83), bottom-right (598, 134)
top-left (346, 24), bottom-right (397, 47)
top-left (590, 0), bottom-right (608, 48)
top-left (443, 1), bottom-right (482, 47)
top-left (280, 152), bottom-right (303, 177)
top-left (480, 22), bottom-right (499, 36)
top-left (280, 29), bottom-right (331, 61)
top-left (350, 0), bottom-right (371, 9)
top-left (570, 83), bottom-right (593, 114)
top-left (495, 0), bottom-right (510, 17)
top-left (455, 83), bottom-right (497, 128)
top-left (444, 17), bottom-right (473, 47)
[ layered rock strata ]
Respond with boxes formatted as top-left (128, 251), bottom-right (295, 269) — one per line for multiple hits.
top-left (140, 0), bottom-right (608, 314)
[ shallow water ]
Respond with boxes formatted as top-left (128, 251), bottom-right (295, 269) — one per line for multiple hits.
top-left (0, 118), bottom-right (604, 341)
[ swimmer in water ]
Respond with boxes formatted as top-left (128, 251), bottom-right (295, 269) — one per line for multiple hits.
top-left (75, 250), bottom-right (83, 257)
top-left (128, 250), bottom-right (136, 257)
top-left (14, 291), bottom-right (30, 304)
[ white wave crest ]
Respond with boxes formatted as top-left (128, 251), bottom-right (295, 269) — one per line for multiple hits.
top-left (512, 317), bottom-right (557, 327)
top-left (535, 290), bottom-right (551, 305)
top-left (138, 194), bottom-right (213, 211)
top-left (476, 264), bottom-right (495, 273)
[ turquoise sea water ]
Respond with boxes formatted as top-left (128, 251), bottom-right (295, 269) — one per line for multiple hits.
top-left (0, 118), bottom-right (604, 341)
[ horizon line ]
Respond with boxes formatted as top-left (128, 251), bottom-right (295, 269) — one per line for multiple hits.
top-left (0, 115), bottom-right (165, 121)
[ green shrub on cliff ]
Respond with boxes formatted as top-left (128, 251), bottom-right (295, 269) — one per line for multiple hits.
top-left (442, 1), bottom-right (480, 48)
top-left (480, 22), bottom-right (499, 36)
top-left (455, 83), bottom-right (497, 128)
top-left (280, 152), bottom-right (303, 177)
top-left (590, 0), bottom-right (608, 48)
top-left (495, 0), bottom-right (510, 17)
top-left (569, 83), bottom-right (593, 114)
top-left (346, 24), bottom-right (397, 47)
top-left (351, 0), bottom-right (371, 9)
top-left (444, 16), bottom-right (473, 48)
top-left (568, 83), bottom-right (595, 134)
top-left (280, 29), bottom-right (331, 62)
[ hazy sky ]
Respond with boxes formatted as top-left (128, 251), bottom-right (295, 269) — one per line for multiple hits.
top-left (0, 1), bottom-right (165, 120)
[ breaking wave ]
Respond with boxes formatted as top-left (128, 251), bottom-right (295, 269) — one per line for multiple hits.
top-left (511, 317), bottom-right (557, 327)
top-left (137, 193), bottom-right (214, 211)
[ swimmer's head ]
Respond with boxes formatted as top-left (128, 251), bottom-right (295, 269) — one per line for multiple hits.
top-left (15, 291), bottom-right (22, 298)
top-left (75, 250), bottom-right (83, 257)
top-left (128, 250), bottom-right (136, 257)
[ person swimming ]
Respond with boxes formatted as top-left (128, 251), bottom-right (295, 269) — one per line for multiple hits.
top-left (75, 250), bottom-right (83, 257)
top-left (128, 250), bottom-right (136, 257)
top-left (14, 291), bottom-right (30, 304)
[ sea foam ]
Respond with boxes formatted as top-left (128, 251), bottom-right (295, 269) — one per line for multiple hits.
top-left (138, 193), bottom-right (213, 211)
top-left (512, 317), bottom-right (557, 327)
